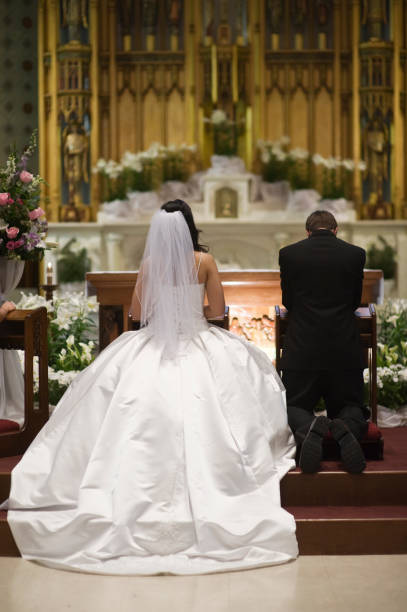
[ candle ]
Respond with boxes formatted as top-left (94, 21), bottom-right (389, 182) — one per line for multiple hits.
top-left (211, 44), bottom-right (218, 104)
top-left (232, 45), bottom-right (238, 103)
top-left (46, 262), bottom-right (53, 285)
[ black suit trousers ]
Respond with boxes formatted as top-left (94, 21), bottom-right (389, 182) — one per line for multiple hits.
top-left (282, 369), bottom-right (369, 441)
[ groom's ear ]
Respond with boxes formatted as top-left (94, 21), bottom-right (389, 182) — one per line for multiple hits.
top-left (333, 228), bottom-right (338, 235)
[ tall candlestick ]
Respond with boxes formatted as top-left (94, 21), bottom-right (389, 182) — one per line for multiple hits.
top-left (46, 262), bottom-right (53, 285)
top-left (232, 45), bottom-right (238, 103)
top-left (211, 44), bottom-right (218, 104)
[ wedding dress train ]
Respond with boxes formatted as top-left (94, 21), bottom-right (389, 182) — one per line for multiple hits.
top-left (7, 209), bottom-right (298, 575)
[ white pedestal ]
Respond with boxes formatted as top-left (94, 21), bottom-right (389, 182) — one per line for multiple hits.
top-left (202, 173), bottom-right (252, 219)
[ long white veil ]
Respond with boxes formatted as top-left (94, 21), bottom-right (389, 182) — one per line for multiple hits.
top-left (136, 209), bottom-right (201, 356)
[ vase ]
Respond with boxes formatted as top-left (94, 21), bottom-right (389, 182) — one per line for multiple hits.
top-left (0, 258), bottom-right (25, 303)
top-left (0, 257), bottom-right (25, 426)
top-left (383, 278), bottom-right (396, 298)
top-left (377, 404), bottom-right (407, 428)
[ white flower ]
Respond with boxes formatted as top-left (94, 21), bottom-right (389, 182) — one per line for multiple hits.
top-left (210, 109), bottom-right (227, 125)
top-left (94, 158), bottom-right (107, 172)
top-left (274, 149), bottom-right (287, 162)
top-left (121, 151), bottom-right (143, 173)
top-left (324, 156), bottom-right (338, 170)
top-left (342, 159), bottom-right (355, 171)
top-left (0, 218), bottom-right (8, 230)
top-left (66, 334), bottom-right (75, 347)
top-left (357, 160), bottom-right (367, 171)
top-left (312, 153), bottom-right (325, 166)
top-left (104, 160), bottom-right (123, 179)
top-left (279, 135), bottom-right (290, 146)
top-left (261, 150), bottom-right (271, 164)
top-left (289, 147), bottom-right (309, 160)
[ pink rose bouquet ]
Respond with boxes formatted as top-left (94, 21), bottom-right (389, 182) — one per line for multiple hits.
top-left (0, 131), bottom-right (47, 261)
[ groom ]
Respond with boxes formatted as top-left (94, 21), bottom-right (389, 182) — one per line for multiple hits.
top-left (278, 210), bottom-right (369, 474)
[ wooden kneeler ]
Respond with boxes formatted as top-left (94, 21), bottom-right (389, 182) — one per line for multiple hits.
top-left (0, 307), bottom-right (49, 457)
top-left (275, 304), bottom-right (383, 461)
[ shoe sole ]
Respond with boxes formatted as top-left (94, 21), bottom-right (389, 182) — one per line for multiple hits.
top-left (330, 419), bottom-right (366, 474)
top-left (299, 416), bottom-right (330, 474)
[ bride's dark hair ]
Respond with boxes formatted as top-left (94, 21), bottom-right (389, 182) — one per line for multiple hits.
top-left (161, 199), bottom-right (208, 252)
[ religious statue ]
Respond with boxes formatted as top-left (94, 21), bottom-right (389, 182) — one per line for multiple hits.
top-left (364, 118), bottom-right (388, 202)
top-left (118, 0), bottom-right (135, 49)
top-left (62, 0), bottom-right (88, 43)
top-left (362, 0), bottom-right (387, 40)
top-left (215, 187), bottom-right (238, 218)
top-left (267, 0), bottom-right (283, 32)
top-left (204, 0), bottom-right (215, 41)
top-left (316, 0), bottom-right (329, 26)
top-left (167, 0), bottom-right (181, 26)
top-left (142, 0), bottom-right (158, 36)
top-left (291, 0), bottom-right (307, 26)
top-left (63, 120), bottom-right (89, 209)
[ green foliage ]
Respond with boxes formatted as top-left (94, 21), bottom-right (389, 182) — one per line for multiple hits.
top-left (321, 167), bottom-right (346, 199)
top-left (57, 239), bottom-right (91, 283)
top-left (372, 300), bottom-right (407, 409)
top-left (213, 122), bottom-right (238, 156)
top-left (366, 236), bottom-right (396, 279)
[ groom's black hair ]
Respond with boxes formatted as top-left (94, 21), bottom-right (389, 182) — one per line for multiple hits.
top-left (306, 210), bottom-right (338, 233)
top-left (161, 199), bottom-right (209, 252)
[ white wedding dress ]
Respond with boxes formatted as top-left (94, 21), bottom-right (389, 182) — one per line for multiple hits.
top-left (7, 279), bottom-right (298, 575)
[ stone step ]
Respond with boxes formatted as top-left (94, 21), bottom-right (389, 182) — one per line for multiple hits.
top-left (2, 456), bottom-right (406, 508)
top-left (2, 508), bottom-right (407, 557)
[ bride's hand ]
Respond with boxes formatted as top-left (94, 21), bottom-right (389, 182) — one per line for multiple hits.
top-left (0, 301), bottom-right (16, 321)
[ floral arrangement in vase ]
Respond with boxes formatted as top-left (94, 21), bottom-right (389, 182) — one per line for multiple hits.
top-left (0, 131), bottom-right (47, 261)
top-left (204, 109), bottom-right (244, 157)
top-left (94, 143), bottom-right (197, 203)
top-left (257, 137), bottom-right (367, 199)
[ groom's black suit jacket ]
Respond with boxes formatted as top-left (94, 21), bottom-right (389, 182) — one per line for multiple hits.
top-left (278, 230), bottom-right (366, 371)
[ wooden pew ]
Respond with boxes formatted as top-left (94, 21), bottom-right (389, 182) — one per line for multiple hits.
top-left (0, 308), bottom-right (49, 457)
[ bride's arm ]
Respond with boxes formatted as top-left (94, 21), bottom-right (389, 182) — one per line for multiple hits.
top-left (129, 274), bottom-right (142, 321)
top-left (204, 255), bottom-right (225, 320)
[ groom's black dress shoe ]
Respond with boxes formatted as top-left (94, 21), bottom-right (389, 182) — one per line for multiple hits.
top-left (330, 419), bottom-right (366, 474)
top-left (298, 416), bottom-right (330, 474)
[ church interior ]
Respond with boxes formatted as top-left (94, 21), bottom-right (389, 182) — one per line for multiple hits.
top-left (0, 1), bottom-right (407, 610)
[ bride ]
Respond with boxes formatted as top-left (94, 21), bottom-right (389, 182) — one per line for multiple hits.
top-left (6, 200), bottom-right (298, 575)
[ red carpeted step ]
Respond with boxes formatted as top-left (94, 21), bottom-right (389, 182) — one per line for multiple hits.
top-left (0, 455), bottom-right (21, 472)
top-left (0, 456), bottom-right (21, 501)
top-left (0, 511), bottom-right (20, 557)
top-left (0, 420), bottom-right (19, 434)
top-left (286, 505), bottom-right (407, 519)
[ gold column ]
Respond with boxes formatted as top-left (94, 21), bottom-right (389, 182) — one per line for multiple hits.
top-left (249, 0), bottom-right (263, 170)
top-left (352, 0), bottom-right (362, 208)
top-left (232, 45), bottom-right (238, 103)
top-left (108, 0), bottom-right (118, 160)
top-left (38, 0), bottom-right (46, 284)
top-left (38, 1), bottom-right (46, 208)
top-left (47, 0), bottom-right (61, 222)
top-left (333, 0), bottom-right (341, 162)
top-left (89, 0), bottom-right (100, 220)
top-left (211, 44), bottom-right (218, 103)
top-left (185, 0), bottom-right (196, 146)
top-left (392, 0), bottom-right (403, 217)
top-left (405, 0), bottom-right (407, 217)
